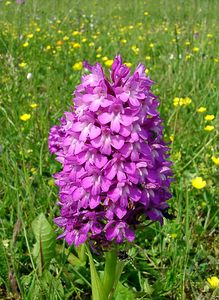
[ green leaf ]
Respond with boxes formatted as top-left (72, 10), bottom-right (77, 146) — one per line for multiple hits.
top-left (40, 270), bottom-right (64, 299)
top-left (102, 248), bottom-right (117, 297)
top-left (56, 244), bottom-right (84, 267)
top-left (32, 213), bottom-right (56, 275)
top-left (76, 244), bottom-right (87, 264)
top-left (114, 282), bottom-right (135, 300)
top-left (86, 245), bottom-right (107, 300)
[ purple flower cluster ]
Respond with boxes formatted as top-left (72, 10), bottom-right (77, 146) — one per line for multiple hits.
top-left (49, 55), bottom-right (172, 247)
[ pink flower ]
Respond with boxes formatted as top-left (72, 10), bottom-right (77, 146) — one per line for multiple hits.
top-left (49, 55), bottom-right (173, 247)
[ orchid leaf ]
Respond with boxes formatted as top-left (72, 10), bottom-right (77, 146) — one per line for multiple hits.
top-left (86, 245), bottom-right (107, 300)
top-left (32, 213), bottom-right (56, 276)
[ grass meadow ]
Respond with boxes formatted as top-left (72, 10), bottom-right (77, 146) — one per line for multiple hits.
top-left (0, 0), bottom-right (219, 299)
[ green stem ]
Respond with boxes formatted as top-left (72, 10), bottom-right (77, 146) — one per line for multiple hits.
top-left (108, 260), bottom-right (126, 300)
top-left (86, 244), bottom-right (126, 300)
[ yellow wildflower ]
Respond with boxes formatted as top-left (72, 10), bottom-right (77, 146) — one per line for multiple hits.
top-left (183, 97), bottom-right (192, 105)
top-left (82, 38), bottom-right (87, 43)
top-left (27, 33), bottom-right (33, 39)
top-left (207, 33), bottom-right (213, 38)
top-left (102, 56), bottom-right (108, 61)
top-left (72, 31), bottom-right (80, 36)
top-left (105, 60), bottom-right (114, 67)
top-left (2, 239), bottom-right (9, 248)
top-left (192, 47), bottom-right (199, 52)
top-left (172, 151), bottom-right (181, 161)
top-left (170, 134), bottom-right (174, 142)
top-left (48, 178), bottom-right (55, 186)
top-left (46, 45), bottom-right (51, 50)
top-left (30, 103), bottom-right (38, 109)
top-left (20, 114), bottom-right (31, 121)
top-left (207, 276), bottom-right (219, 289)
top-left (186, 54), bottom-right (191, 60)
top-left (191, 177), bottom-right (206, 189)
top-left (197, 107), bottom-right (206, 113)
top-left (173, 97), bottom-right (183, 106)
top-left (72, 62), bottom-right (83, 71)
top-left (144, 11), bottom-right (149, 16)
top-left (149, 43), bottom-right (154, 48)
top-left (19, 62), bottom-right (27, 68)
top-left (63, 36), bottom-right (69, 41)
top-left (171, 233), bottom-right (177, 239)
top-left (211, 156), bottom-right (219, 166)
top-left (72, 42), bottom-right (81, 49)
top-left (89, 42), bottom-right (94, 47)
top-left (201, 201), bottom-right (207, 208)
top-left (5, 1), bottom-right (11, 5)
top-left (121, 39), bottom-right (127, 44)
top-left (204, 125), bottom-right (214, 131)
top-left (145, 56), bottom-right (151, 61)
top-left (31, 167), bottom-right (37, 174)
top-left (179, 98), bottom-right (184, 106)
top-left (97, 46), bottom-right (102, 52)
top-left (131, 45), bottom-right (139, 54)
top-left (185, 41), bottom-right (190, 46)
top-left (124, 62), bottom-right (132, 68)
top-left (23, 42), bottom-right (29, 47)
top-left (56, 40), bottom-right (64, 46)
top-left (96, 54), bottom-right (101, 58)
top-left (36, 27), bottom-right (41, 32)
top-left (205, 114), bottom-right (215, 121)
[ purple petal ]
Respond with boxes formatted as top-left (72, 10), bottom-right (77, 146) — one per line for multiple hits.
top-left (115, 207), bottom-right (127, 219)
top-left (129, 97), bottom-right (140, 107)
top-left (111, 135), bottom-right (124, 150)
top-left (94, 154), bottom-right (107, 169)
top-left (90, 195), bottom-right (100, 209)
top-left (72, 122), bottom-right (84, 132)
top-left (119, 125), bottom-right (131, 137)
top-left (91, 135), bottom-right (102, 148)
top-left (98, 112), bottom-right (113, 124)
top-left (82, 176), bottom-right (93, 188)
top-left (101, 177), bottom-right (111, 192)
top-left (120, 143), bottom-right (132, 157)
top-left (129, 187), bottom-right (141, 201)
top-left (117, 170), bottom-right (126, 182)
top-left (90, 125), bottom-right (101, 139)
top-left (101, 139), bottom-right (112, 155)
top-left (120, 115), bottom-right (133, 126)
top-left (101, 98), bottom-right (113, 108)
top-left (124, 162), bottom-right (136, 174)
top-left (73, 188), bottom-right (84, 200)
top-left (125, 227), bottom-right (135, 242)
top-left (106, 164), bottom-right (117, 180)
top-left (110, 116), bottom-right (121, 133)
top-left (108, 188), bottom-right (121, 201)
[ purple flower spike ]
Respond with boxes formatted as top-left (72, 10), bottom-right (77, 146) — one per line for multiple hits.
top-left (49, 55), bottom-right (173, 247)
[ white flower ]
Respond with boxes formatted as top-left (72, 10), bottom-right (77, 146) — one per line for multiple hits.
top-left (27, 73), bottom-right (33, 80)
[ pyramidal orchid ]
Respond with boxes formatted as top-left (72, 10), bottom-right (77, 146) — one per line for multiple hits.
top-left (49, 55), bottom-right (173, 299)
